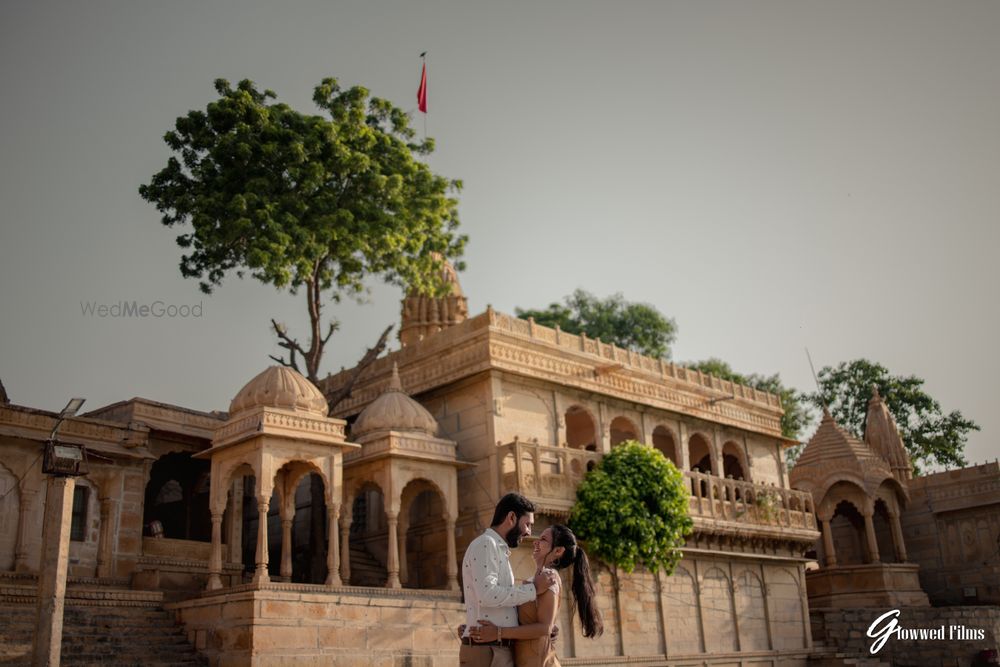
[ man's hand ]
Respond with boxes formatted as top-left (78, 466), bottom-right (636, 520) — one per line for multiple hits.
top-left (471, 620), bottom-right (500, 643)
top-left (532, 569), bottom-right (558, 594)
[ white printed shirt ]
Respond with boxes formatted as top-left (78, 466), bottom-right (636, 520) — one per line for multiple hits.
top-left (462, 528), bottom-right (536, 636)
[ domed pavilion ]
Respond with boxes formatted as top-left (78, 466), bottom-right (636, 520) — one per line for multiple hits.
top-left (196, 366), bottom-right (357, 589)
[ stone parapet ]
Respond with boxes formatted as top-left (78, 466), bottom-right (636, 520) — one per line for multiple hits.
top-left (323, 309), bottom-right (786, 439)
top-left (168, 583), bottom-right (464, 667)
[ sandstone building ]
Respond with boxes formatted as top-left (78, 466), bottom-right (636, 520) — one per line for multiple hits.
top-left (1, 270), bottom-right (997, 665)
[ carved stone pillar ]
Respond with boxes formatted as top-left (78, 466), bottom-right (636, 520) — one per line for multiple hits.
top-left (280, 517), bottom-right (293, 579)
top-left (96, 497), bottom-right (118, 579)
top-left (253, 498), bottom-right (270, 584)
top-left (397, 517), bottom-right (409, 585)
top-left (862, 510), bottom-right (880, 564)
top-left (14, 488), bottom-right (38, 573)
top-left (446, 518), bottom-right (459, 591)
top-left (888, 511), bottom-right (907, 562)
top-left (326, 504), bottom-right (341, 586)
top-left (386, 511), bottom-right (401, 589)
top-left (207, 511), bottom-right (224, 591)
top-left (340, 514), bottom-right (352, 585)
top-left (226, 478), bottom-right (244, 566)
top-left (821, 518), bottom-right (837, 567)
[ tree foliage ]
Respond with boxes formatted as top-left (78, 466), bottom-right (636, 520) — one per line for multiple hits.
top-left (515, 290), bottom-right (677, 359)
top-left (139, 77), bottom-right (466, 384)
top-left (570, 441), bottom-right (692, 574)
top-left (685, 358), bottom-right (810, 441)
top-left (809, 359), bottom-right (978, 472)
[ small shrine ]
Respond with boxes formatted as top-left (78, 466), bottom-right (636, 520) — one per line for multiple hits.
top-left (790, 388), bottom-right (929, 608)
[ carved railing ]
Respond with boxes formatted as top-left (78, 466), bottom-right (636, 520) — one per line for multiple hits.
top-left (495, 440), bottom-right (817, 532)
top-left (685, 470), bottom-right (816, 530)
top-left (496, 439), bottom-right (603, 509)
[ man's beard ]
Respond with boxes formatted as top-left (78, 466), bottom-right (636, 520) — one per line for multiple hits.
top-left (504, 524), bottom-right (523, 548)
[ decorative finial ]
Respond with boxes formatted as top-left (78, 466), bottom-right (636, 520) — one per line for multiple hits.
top-left (822, 407), bottom-right (832, 419)
top-left (389, 362), bottom-right (403, 392)
top-left (872, 385), bottom-right (881, 399)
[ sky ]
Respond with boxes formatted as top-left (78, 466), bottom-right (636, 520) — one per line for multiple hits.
top-left (1, 1), bottom-right (997, 468)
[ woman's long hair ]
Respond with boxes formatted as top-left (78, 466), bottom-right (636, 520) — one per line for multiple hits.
top-left (549, 524), bottom-right (603, 638)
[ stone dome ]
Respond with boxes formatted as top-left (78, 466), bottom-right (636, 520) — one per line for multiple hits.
top-left (229, 366), bottom-right (328, 417)
top-left (352, 363), bottom-right (438, 438)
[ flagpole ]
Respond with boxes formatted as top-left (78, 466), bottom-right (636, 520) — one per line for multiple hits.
top-left (418, 51), bottom-right (428, 140)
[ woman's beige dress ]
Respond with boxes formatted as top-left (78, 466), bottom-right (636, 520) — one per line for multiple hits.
top-left (514, 571), bottom-right (561, 667)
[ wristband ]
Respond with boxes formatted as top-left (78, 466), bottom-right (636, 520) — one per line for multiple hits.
top-left (497, 626), bottom-right (502, 642)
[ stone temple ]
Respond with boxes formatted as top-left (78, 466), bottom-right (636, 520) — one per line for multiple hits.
top-left (1, 267), bottom-right (997, 665)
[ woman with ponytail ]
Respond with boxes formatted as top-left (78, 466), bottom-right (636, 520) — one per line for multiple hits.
top-left (469, 524), bottom-right (603, 666)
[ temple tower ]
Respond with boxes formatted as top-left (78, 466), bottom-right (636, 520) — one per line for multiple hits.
top-left (399, 258), bottom-right (467, 347)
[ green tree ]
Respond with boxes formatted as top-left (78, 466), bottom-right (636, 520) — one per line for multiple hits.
top-left (515, 290), bottom-right (677, 359)
top-left (685, 358), bottom-right (811, 441)
top-left (810, 359), bottom-right (978, 472)
top-left (570, 441), bottom-right (692, 574)
top-left (140, 77), bottom-right (465, 397)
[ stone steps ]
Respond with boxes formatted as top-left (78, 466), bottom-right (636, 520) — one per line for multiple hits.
top-left (0, 598), bottom-right (206, 666)
top-left (349, 540), bottom-right (387, 587)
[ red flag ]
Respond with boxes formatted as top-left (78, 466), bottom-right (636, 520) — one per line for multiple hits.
top-left (417, 62), bottom-right (427, 113)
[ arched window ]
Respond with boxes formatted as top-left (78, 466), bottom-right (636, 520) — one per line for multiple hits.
top-left (609, 417), bottom-right (639, 447)
top-left (722, 441), bottom-right (746, 481)
top-left (565, 405), bottom-right (597, 450)
top-left (652, 426), bottom-right (679, 466)
top-left (688, 433), bottom-right (713, 474)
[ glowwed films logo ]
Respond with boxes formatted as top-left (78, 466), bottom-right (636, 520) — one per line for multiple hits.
top-left (867, 609), bottom-right (986, 655)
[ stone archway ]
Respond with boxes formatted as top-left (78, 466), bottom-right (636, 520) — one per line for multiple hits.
top-left (400, 478), bottom-right (449, 589)
top-left (348, 482), bottom-right (388, 587)
top-left (143, 452), bottom-right (211, 542)
top-left (652, 425), bottom-right (679, 466)
top-left (689, 433), bottom-right (714, 474)
top-left (609, 416), bottom-right (639, 447)
top-left (722, 440), bottom-right (747, 481)
top-left (830, 499), bottom-right (866, 565)
top-left (565, 405), bottom-right (597, 450)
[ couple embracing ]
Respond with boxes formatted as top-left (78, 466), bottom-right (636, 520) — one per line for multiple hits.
top-left (459, 493), bottom-right (603, 667)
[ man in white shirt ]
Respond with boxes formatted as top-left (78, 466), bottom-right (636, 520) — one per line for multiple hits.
top-left (460, 493), bottom-right (558, 667)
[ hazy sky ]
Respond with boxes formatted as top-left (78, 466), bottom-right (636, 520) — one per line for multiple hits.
top-left (1, 1), bottom-right (996, 467)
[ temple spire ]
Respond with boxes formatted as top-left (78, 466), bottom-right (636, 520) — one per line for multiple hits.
top-left (864, 385), bottom-right (912, 482)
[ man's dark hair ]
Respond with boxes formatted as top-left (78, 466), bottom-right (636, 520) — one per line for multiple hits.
top-left (490, 493), bottom-right (535, 527)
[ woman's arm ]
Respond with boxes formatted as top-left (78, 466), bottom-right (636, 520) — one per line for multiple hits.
top-left (474, 587), bottom-right (559, 640)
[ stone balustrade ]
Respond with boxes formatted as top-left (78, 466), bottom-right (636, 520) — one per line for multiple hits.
top-left (685, 470), bottom-right (816, 530)
top-left (495, 440), bottom-right (817, 534)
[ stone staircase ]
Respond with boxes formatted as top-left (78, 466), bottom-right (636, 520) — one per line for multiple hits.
top-left (348, 539), bottom-right (387, 587)
top-left (0, 573), bottom-right (205, 666)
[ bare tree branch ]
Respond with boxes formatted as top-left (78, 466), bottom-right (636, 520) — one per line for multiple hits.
top-left (326, 324), bottom-right (394, 414)
top-left (321, 321), bottom-right (339, 347)
top-left (271, 318), bottom-right (305, 373)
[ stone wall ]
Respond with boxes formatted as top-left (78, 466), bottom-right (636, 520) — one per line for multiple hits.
top-left (811, 605), bottom-right (1000, 666)
top-left (507, 551), bottom-right (811, 663)
top-left (169, 584), bottom-right (465, 667)
top-left (901, 462), bottom-right (1000, 606)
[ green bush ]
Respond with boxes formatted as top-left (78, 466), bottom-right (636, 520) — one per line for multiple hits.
top-left (570, 441), bottom-right (693, 574)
